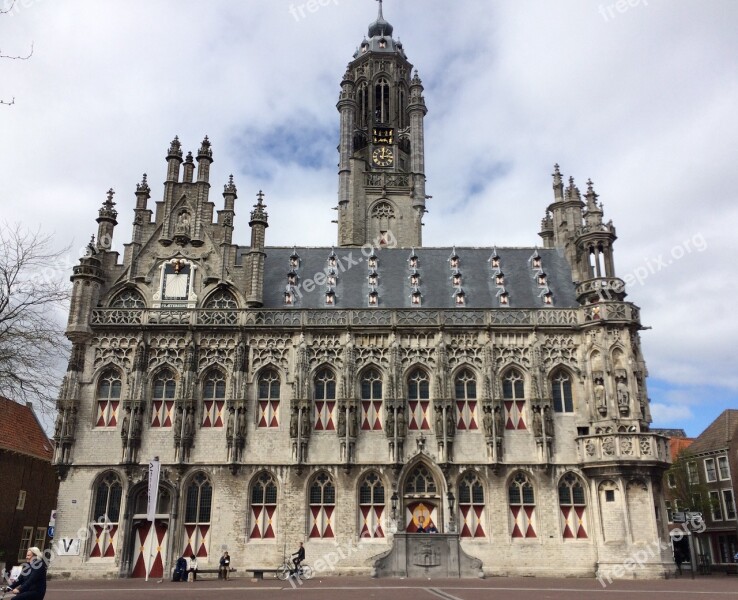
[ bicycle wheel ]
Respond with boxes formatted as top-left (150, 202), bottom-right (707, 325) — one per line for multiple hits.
top-left (300, 564), bottom-right (314, 580)
top-left (276, 563), bottom-right (291, 581)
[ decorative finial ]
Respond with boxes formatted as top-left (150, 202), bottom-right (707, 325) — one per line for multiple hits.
top-left (106, 188), bottom-right (115, 203)
top-left (137, 173), bottom-right (150, 193)
top-left (256, 190), bottom-right (265, 205)
top-left (553, 163), bottom-right (560, 174)
top-left (224, 174), bottom-right (237, 194)
top-left (185, 151), bottom-right (194, 163)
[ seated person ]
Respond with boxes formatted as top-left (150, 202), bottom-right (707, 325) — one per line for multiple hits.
top-left (173, 555), bottom-right (187, 582)
top-left (187, 554), bottom-right (198, 582)
top-left (416, 519), bottom-right (426, 533)
top-left (427, 523), bottom-right (439, 533)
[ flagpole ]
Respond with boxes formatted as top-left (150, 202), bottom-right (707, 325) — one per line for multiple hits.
top-left (145, 456), bottom-right (161, 582)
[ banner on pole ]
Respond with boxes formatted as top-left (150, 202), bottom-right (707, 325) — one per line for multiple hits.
top-left (147, 457), bottom-right (160, 522)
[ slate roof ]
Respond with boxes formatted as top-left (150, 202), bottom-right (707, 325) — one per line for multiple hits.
top-left (688, 409), bottom-right (738, 455)
top-left (238, 246), bottom-right (578, 310)
top-left (0, 397), bottom-right (54, 461)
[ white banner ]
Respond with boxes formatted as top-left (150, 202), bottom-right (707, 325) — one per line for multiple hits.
top-left (147, 457), bottom-right (160, 522)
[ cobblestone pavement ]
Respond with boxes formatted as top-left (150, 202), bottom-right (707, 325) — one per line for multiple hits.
top-left (40, 575), bottom-right (738, 599)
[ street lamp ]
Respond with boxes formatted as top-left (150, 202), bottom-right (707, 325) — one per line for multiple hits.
top-left (447, 491), bottom-right (456, 532)
top-left (391, 491), bottom-right (398, 520)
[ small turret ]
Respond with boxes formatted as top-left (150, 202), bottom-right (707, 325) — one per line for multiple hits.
top-left (96, 189), bottom-right (117, 251)
top-left (183, 151), bottom-right (195, 183)
top-left (197, 136), bottom-right (213, 183)
top-left (219, 174), bottom-right (237, 246)
top-left (246, 191), bottom-right (269, 307)
top-left (552, 163), bottom-right (564, 202)
top-left (166, 136), bottom-right (183, 182)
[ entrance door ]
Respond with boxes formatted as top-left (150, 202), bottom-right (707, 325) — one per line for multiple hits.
top-left (131, 519), bottom-right (168, 578)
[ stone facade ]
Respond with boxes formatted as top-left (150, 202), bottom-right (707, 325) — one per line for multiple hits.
top-left (51, 4), bottom-right (672, 580)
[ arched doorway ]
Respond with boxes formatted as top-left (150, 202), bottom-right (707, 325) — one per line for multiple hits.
top-left (402, 463), bottom-right (441, 532)
top-left (127, 485), bottom-right (172, 578)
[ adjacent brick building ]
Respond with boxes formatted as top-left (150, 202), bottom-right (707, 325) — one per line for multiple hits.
top-left (0, 398), bottom-right (58, 572)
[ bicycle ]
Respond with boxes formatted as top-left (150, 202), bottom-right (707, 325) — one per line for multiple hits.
top-left (276, 561), bottom-right (313, 581)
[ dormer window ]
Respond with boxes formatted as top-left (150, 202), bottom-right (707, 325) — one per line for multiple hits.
top-left (499, 292), bottom-right (509, 306)
top-left (452, 272), bottom-right (462, 287)
top-left (455, 291), bottom-right (466, 306)
top-left (361, 43), bottom-right (369, 54)
top-left (289, 253), bottom-right (300, 269)
top-left (491, 255), bottom-right (500, 269)
top-left (328, 253), bottom-right (337, 268)
top-left (368, 254), bottom-right (378, 269)
top-left (326, 290), bottom-right (335, 306)
top-left (532, 256), bottom-right (542, 269)
top-left (368, 271), bottom-right (378, 286)
top-left (379, 38), bottom-right (387, 49)
top-left (544, 292), bottom-right (553, 305)
top-left (495, 273), bottom-right (505, 286)
top-left (287, 271), bottom-right (298, 285)
top-left (409, 254), bottom-right (418, 268)
top-left (326, 270), bottom-right (337, 286)
top-left (411, 291), bottom-right (422, 306)
top-left (450, 255), bottom-right (460, 269)
top-left (537, 273), bottom-right (547, 287)
top-left (410, 272), bottom-right (420, 286)
top-left (369, 291), bottom-right (378, 306)
top-left (284, 290), bottom-right (294, 305)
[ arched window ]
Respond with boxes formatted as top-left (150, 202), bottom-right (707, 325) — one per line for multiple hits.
top-left (90, 472), bottom-right (122, 558)
top-left (405, 465), bottom-right (437, 494)
top-left (374, 78), bottom-right (390, 123)
top-left (407, 369), bottom-right (430, 430)
top-left (308, 472), bottom-right (335, 539)
top-left (151, 369), bottom-right (176, 428)
top-left (95, 368), bottom-right (121, 428)
top-left (202, 370), bottom-right (226, 428)
top-left (184, 473), bottom-right (212, 558)
top-left (454, 369), bottom-right (478, 430)
top-left (359, 472), bottom-right (385, 538)
top-left (502, 369), bottom-right (526, 430)
top-left (552, 369), bottom-right (574, 413)
top-left (559, 473), bottom-right (587, 539)
top-left (250, 472), bottom-right (278, 539)
top-left (257, 369), bottom-right (280, 428)
top-left (203, 289), bottom-right (238, 309)
top-left (358, 82), bottom-right (369, 128)
top-left (110, 289), bottom-right (145, 309)
top-left (360, 369), bottom-right (383, 431)
top-left (314, 369), bottom-right (336, 431)
top-left (458, 471), bottom-right (486, 538)
top-left (404, 465), bottom-right (438, 532)
top-left (509, 472), bottom-right (536, 539)
top-left (398, 87), bottom-right (406, 129)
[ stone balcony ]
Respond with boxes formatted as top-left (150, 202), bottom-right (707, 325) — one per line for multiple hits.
top-left (576, 433), bottom-right (670, 468)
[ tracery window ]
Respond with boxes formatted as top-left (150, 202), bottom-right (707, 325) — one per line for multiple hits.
top-left (359, 472), bottom-right (385, 538)
top-left (183, 473), bottom-right (212, 558)
top-left (90, 472), bottom-right (122, 558)
top-left (405, 465), bottom-right (437, 494)
top-left (110, 289), bottom-right (145, 308)
top-left (552, 369), bottom-right (574, 413)
top-left (374, 78), bottom-right (390, 123)
top-left (95, 369), bottom-right (121, 428)
top-left (203, 289), bottom-right (237, 309)
top-left (360, 369), bottom-right (383, 430)
top-left (454, 369), bottom-right (478, 430)
top-left (257, 369), bottom-right (280, 428)
top-left (308, 472), bottom-right (335, 539)
top-left (151, 369), bottom-right (176, 427)
top-left (458, 471), bottom-right (486, 538)
top-left (407, 369), bottom-right (430, 430)
top-left (250, 472), bottom-right (277, 539)
top-left (509, 472), bottom-right (536, 539)
top-left (502, 369), bottom-right (526, 430)
top-left (559, 473), bottom-right (587, 539)
top-left (202, 370), bottom-right (226, 428)
top-left (314, 368), bottom-right (336, 430)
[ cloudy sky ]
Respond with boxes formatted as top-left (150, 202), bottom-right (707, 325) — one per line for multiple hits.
top-left (1, 0), bottom-right (736, 437)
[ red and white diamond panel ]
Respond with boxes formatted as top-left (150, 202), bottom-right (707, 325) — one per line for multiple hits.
top-left (510, 505), bottom-right (536, 538)
top-left (504, 400), bottom-right (527, 430)
top-left (89, 524), bottom-right (118, 558)
top-left (456, 400), bottom-right (479, 431)
top-left (361, 400), bottom-right (383, 431)
top-left (359, 505), bottom-right (385, 538)
top-left (561, 505), bottom-right (588, 539)
top-left (314, 400), bottom-right (336, 431)
top-left (250, 505), bottom-right (276, 539)
top-left (406, 501), bottom-right (438, 532)
top-left (459, 505), bottom-right (486, 538)
top-left (202, 400), bottom-right (225, 428)
top-left (308, 505), bottom-right (335, 539)
top-left (95, 400), bottom-right (119, 428)
top-left (131, 521), bottom-right (168, 578)
top-left (408, 400), bottom-right (431, 430)
top-left (183, 524), bottom-right (210, 558)
top-left (258, 400), bottom-right (280, 428)
top-left (151, 400), bottom-right (174, 428)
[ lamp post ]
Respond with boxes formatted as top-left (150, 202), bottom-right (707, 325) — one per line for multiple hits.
top-left (391, 491), bottom-right (398, 521)
top-left (447, 491), bottom-right (456, 533)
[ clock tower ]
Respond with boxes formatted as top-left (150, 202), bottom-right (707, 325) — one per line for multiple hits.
top-left (336, 0), bottom-right (428, 248)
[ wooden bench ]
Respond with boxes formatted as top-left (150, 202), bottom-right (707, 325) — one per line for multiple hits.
top-left (192, 567), bottom-right (236, 580)
top-left (248, 568), bottom-right (282, 580)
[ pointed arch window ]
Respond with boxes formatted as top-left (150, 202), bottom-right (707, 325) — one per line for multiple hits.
top-left (361, 369), bottom-right (383, 431)
top-left (90, 472), bottom-right (122, 558)
top-left (250, 472), bottom-right (278, 540)
top-left (258, 370), bottom-right (280, 428)
top-left (454, 369), bottom-right (478, 430)
top-left (183, 473), bottom-right (212, 559)
top-left (509, 472), bottom-right (536, 539)
top-left (202, 370), bottom-right (226, 428)
top-left (405, 465), bottom-right (437, 494)
top-left (359, 472), bottom-right (385, 539)
top-left (398, 87), bottom-right (406, 129)
top-left (314, 369), bottom-right (336, 431)
top-left (459, 471), bottom-right (486, 538)
top-left (309, 472), bottom-right (335, 539)
top-left (559, 473), bottom-right (588, 539)
top-left (110, 289), bottom-right (145, 309)
top-left (95, 369), bottom-right (121, 428)
top-left (404, 466), bottom-right (439, 532)
top-left (151, 369), bottom-right (176, 427)
top-left (407, 369), bottom-right (430, 430)
top-left (374, 78), bottom-right (390, 123)
top-left (552, 370), bottom-right (574, 413)
top-left (358, 82), bottom-right (369, 128)
top-left (203, 289), bottom-right (237, 309)
top-left (502, 369), bottom-right (526, 430)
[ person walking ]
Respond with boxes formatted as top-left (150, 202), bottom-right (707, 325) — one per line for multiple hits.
top-left (6, 547), bottom-right (47, 599)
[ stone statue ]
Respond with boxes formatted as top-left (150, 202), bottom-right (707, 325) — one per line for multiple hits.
top-left (385, 409), bottom-right (394, 437)
top-left (301, 408), bottom-right (311, 438)
top-left (132, 408), bottom-right (142, 437)
top-left (184, 408), bottom-right (195, 437)
top-left (54, 413), bottom-right (64, 439)
top-left (226, 408), bottom-right (234, 438)
top-left (594, 379), bottom-right (606, 406)
top-left (483, 407), bottom-right (494, 437)
top-left (435, 406), bottom-right (443, 435)
top-left (446, 410), bottom-right (455, 436)
top-left (174, 406), bottom-right (183, 435)
top-left (544, 405), bottom-right (554, 438)
top-left (532, 406), bottom-right (543, 437)
top-left (396, 407), bottom-right (406, 437)
top-left (290, 407), bottom-right (299, 438)
top-left (337, 407), bottom-right (347, 437)
top-left (237, 408), bottom-right (247, 438)
top-left (348, 406), bottom-right (358, 438)
top-left (120, 410), bottom-right (130, 440)
top-left (617, 380), bottom-right (630, 410)
top-left (175, 211), bottom-right (191, 235)
top-left (64, 408), bottom-right (77, 438)
top-left (494, 406), bottom-right (504, 437)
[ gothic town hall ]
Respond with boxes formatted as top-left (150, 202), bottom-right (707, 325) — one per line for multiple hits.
top-left (52, 4), bottom-right (672, 580)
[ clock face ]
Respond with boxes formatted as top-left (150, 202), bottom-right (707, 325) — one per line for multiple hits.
top-left (372, 146), bottom-right (394, 167)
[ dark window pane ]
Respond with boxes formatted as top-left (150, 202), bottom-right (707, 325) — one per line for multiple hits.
top-left (572, 485), bottom-right (585, 505)
top-left (509, 486), bottom-right (521, 505)
top-left (558, 485), bottom-right (571, 504)
top-left (459, 484), bottom-right (471, 504)
top-left (502, 379), bottom-right (512, 399)
top-left (552, 384), bottom-right (563, 413)
top-left (185, 486), bottom-right (198, 523)
top-left (251, 483), bottom-right (264, 504)
top-left (360, 484), bottom-right (372, 504)
top-left (514, 380), bottom-right (524, 398)
top-left (265, 483), bottom-right (277, 504)
top-left (108, 483), bottom-right (122, 521)
top-left (522, 485), bottom-right (535, 505)
top-left (326, 381), bottom-right (336, 399)
top-left (361, 381), bottom-right (370, 399)
top-left (373, 381), bottom-right (382, 398)
top-left (419, 380), bottom-right (429, 399)
top-left (94, 484), bottom-right (109, 521)
top-left (310, 484), bottom-right (322, 505)
top-left (198, 484), bottom-right (212, 523)
top-left (408, 380), bottom-right (418, 399)
top-left (110, 381), bottom-right (122, 399)
top-left (324, 483), bottom-right (335, 505)
top-left (374, 484), bottom-right (384, 504)
top-left (472, 482), bottom-right (484, 504)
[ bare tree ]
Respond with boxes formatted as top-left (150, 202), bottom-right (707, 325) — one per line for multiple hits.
top-left (1, 0), bottom-right (35, 106)
top-left (0, 223), bottom-right (70, 414)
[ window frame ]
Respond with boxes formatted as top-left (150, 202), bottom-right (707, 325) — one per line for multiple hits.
top-left (704, 458), bottom-right (717, 483)
top-left (709, 490), bottom-right (723, 521)
top-left (16, 490), bottom-right (26, 510)
top-left (717, 456), bottom-right (730, 481)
